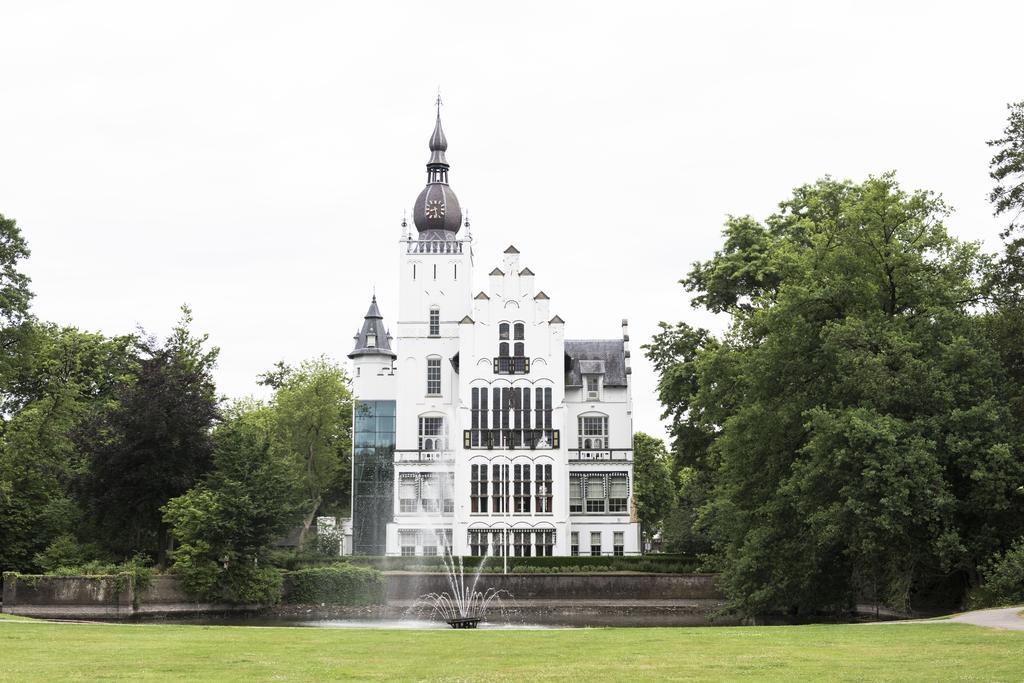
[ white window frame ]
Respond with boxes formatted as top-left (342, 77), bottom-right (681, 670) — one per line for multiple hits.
top-left (578, 415), bottom-right (609, 450)
top-left (428, 307), bottom-right (440, 337)
top-left (418, 416), bottom-right (446, 452)
top-left (426, 357), bottom-right (442, 395)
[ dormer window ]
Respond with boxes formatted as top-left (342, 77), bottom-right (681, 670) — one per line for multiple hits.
top-left (366, 333), bottom-right (377, 348)
top-left (586, 376), bottom-right (600, 401)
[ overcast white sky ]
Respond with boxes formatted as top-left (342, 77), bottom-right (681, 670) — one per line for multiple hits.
top-left (1, 1), bottom-right (1021, 439)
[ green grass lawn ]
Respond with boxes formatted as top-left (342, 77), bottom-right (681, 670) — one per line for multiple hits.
top-left (1, 620), bottom-right (1022, 681)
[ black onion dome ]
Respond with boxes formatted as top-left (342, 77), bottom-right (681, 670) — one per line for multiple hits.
top-left (414, 184), bottom-right (462, 235)
top-left (414, 112), bottom-right (462, 235)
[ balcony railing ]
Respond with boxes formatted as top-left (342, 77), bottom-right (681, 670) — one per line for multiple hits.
top-left (493, 356), bottom-right (530, 375)
top-left (568, 449), bottom-right (633, 462)
top-left (394, 450), bottom-right (453, 464)
top-left (406, 239), bottom-right (464, 254)
top-left (464, 429), bottom-right (560, 449)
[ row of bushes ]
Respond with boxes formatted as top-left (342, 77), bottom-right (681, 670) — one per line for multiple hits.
top-left (285, 553), bottom-right (700, 574)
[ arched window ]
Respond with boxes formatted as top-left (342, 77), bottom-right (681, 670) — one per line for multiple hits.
top-left (499, 342), bottom-right (509, 357)
top-left (499, 323), bottom-right (510, 340)
top-left (513, 342), bottom-right (524, 357)
top-left (513, 323), bottom-right (525, 340)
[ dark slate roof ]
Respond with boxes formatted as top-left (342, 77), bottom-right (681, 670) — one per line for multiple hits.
top-left (565, 339), bottom-right (628, 387)
top-left (534, 291), bottom-right (549, 300)
top-left (519, 267), bottom-right (534, 276)
top-left (474, 291), bottom-right (490, 300)
top-left (489, 267), bottom-right (504, 276)
top-left (504, 245), bottom-right (520, 254)
top-left (460, 315), bottom-right (474, 324)
top-left (348, 296), bottom-right (397, 359)
top-left (549, 315), bottom-right (565, 324)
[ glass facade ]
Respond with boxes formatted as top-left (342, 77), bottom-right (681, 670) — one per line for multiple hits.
top-left (352, 399), bottom-right (396, 555)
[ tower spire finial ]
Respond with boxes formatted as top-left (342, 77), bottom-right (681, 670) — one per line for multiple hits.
top-left (436, 87), bottom-right (442, 115)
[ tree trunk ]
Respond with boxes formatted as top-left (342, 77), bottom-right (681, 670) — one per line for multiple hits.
top-left (296, 495), bottom-right (321, 549)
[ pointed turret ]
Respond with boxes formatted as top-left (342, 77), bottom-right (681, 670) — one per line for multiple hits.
top-left (349, 295), bottom-right (397, 359)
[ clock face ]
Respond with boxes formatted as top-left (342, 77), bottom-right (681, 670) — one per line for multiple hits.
top-left (425, 199), bottom-right (446, 219)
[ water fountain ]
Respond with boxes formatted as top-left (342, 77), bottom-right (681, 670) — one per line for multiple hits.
top-left (415, 546), bottom-right (509, 629)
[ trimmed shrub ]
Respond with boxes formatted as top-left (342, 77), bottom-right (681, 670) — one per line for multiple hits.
top-left (284, 565), bottom-right (385, 605)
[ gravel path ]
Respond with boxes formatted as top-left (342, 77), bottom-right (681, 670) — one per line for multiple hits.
top-left (943, 607), bottom-right (1024, 631)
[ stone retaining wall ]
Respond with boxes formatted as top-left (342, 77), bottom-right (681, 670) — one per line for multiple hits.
top-left (1, 574), bottom-right (258, 619)
top-left (384, 572), bottom-right (722, 601)
top-left (2, 571), bottom-right (722, 620)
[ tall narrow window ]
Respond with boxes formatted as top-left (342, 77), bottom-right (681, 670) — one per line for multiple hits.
top-left (513, 464), bottom-right (531, 513)
top-left (613, 531), bottom-right (625, 556)
top-left (591, 531), bottom-right (602, 556)
top-left (471, 388), bottom-right (480, 446)
top-left (499, 341), bottom-right (509, 357)
top-left (454, 263), bottom-right (457, 279)
top-left (366, 333), bottom-right (376, 348)
top-left (534, 464), bottom-right (552, 513)
top-left (429, 307), bottom-right (440, 336)
top-left (471, 464), bottom-right (488, 513)
top-left (522, 388), bottom-right (531, 431)
top-left (513, 323), bottom-right (524, 340)
top-left (569, 475), bottom-right (583, 513)
top-left (413, 264), bottom-right (416, 280)
top-left (544, 388), bottom-right (553, 429)
top-left (513, 342), bottom-right (524, 357)
top-left (499, 323), bottom-right (510, 340)
top-left (426, 358), bottom-right (441, 395)
top-left (570, 531), bottom-right (580, 556)
top-left (586, 474), bottom-right (606, 513)
top-left (535, 530), bottom-right (554, 557)
top-left (491, 464), bottom-right (508, 513)
top-left (586, 376), bottom-right (600, 401)
top-left (433, 264), bottom-right (437, 280)
top-left (443, 473), bottom-right (455, 514)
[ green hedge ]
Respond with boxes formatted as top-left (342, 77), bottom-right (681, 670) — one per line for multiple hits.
top-left (286, 554), bottom-right (698, 574)
top-left (284, 565), bottom-right (386, 605)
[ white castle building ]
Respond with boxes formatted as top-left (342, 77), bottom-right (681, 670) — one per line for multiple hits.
top-left (348, 105), bottom-right (640, 557)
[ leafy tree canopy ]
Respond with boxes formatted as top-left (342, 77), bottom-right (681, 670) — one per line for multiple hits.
top-left (647, 174), bottom-right (1024, 616)
top-left (80, 306), bottom-right (220, 564)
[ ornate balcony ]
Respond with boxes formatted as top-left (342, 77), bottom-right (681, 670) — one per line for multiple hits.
top-left (406, 239), bottom-right (464, 254)
top-left (394, 450), bottom-right (454, 464)
top-left (493, 356), bottom-right (529, 375)
top-left (568, 449), bottom-right (633, 462)
top-left (463, 428), bottom-right (560, 450)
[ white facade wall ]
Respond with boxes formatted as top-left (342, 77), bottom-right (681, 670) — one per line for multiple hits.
top-left (363, 237), bottom-right (640, 557)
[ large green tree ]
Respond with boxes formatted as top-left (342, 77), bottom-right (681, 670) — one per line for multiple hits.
top-left (0, 324), bottom-right (135, 572)
top-left (647, 174), bottom-right (1024, 615)
top-left (632, 432), bottom-right (674, 547)
top-left (262, 357), bottom-right (352, 547)
top-left (0, 213), bottom-right (34, 406)
top-left (164, 400), bottom-right (302, 603)
top-left (80, 307), bottom-right (220, 564)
